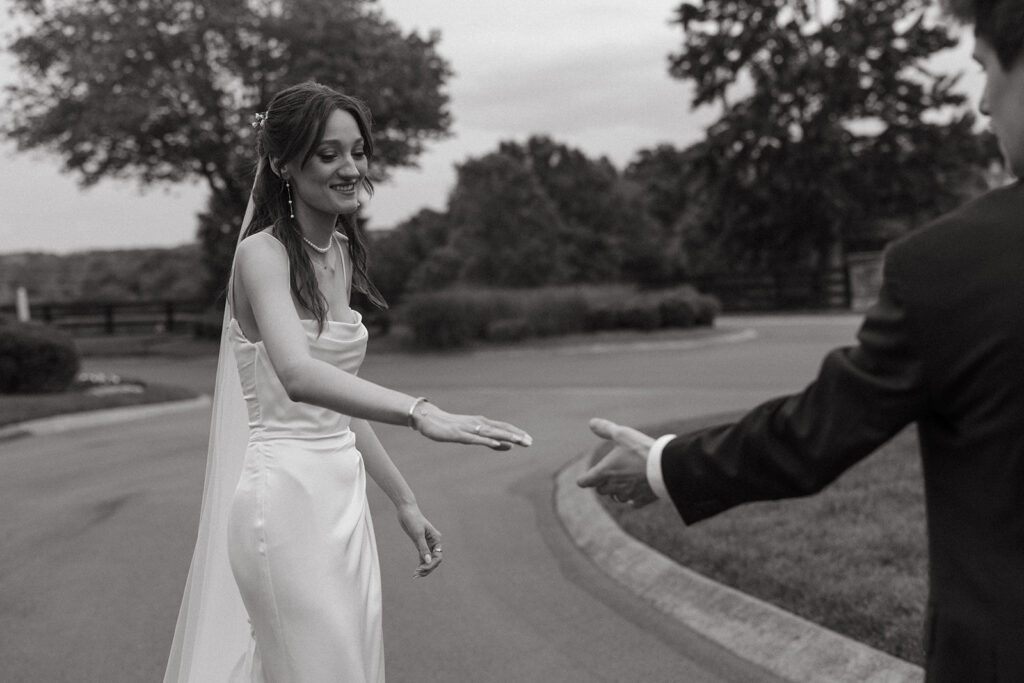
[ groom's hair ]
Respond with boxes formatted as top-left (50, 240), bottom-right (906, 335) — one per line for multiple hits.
top-left (946, 0), bottom-right (1024, 69)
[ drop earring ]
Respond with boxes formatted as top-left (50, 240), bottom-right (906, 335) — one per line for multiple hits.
top-left (285, 180), bottom-right (295, 219)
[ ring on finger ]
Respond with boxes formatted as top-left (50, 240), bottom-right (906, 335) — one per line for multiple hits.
top-left (473, 425), bottom-right (482, 435)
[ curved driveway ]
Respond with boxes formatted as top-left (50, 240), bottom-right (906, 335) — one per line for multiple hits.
top-left (0, 314), bottom-right (859, 682)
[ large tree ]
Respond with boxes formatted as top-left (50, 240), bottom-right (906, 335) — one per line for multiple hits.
top-left (3, 0), bottom-right (452, 298)
top-left (624, 142), bottom-right (715, 278)
top-left (368, 207), bottom-right (451, 302)
top-left (499, 136), bottom-right (669, 284)
top-left (669, 0), bottom-right (998, 272)
top-left (376, 136), bottom-right (676, 294)
top-left (444, 152), bottom-right (567, 288)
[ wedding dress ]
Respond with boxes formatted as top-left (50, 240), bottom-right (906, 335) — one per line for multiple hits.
top-left (164, 177), bottom-right (384, 681)
top-left (225, 308), bottom-right (384, 682)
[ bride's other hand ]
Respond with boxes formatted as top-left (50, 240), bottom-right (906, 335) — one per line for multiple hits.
top-left (397, 503), bottom-right (443, 578)
top-left (412, 402), bottom-right (533, 450)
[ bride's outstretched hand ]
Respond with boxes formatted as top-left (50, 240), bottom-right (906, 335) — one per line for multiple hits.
top-left (412, 401), bottom-right (533, 451)
top-left (397, 503), bottom-right (443, 578)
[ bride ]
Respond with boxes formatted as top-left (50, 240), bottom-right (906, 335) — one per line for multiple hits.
top-left (164, 81), bottom-right (532, 683)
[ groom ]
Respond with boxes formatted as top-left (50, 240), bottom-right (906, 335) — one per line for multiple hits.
top-left (578, 2), bottom-right (1024, 681)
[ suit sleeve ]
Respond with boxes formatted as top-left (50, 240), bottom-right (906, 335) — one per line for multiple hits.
top-left (662, 249), bottom-right (928, 524)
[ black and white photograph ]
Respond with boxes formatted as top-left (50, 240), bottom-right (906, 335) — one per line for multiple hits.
top-left (1, 1), bottom-right (1021, 681)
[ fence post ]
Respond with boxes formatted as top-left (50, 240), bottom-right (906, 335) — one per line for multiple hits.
top-left (16, 287), bottom-right (30, 322)
top-left (846, 252), bottom-right (884, 312)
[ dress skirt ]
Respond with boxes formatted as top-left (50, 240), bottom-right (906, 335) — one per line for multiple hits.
top-left (227, 430), bottom-right (384, 683)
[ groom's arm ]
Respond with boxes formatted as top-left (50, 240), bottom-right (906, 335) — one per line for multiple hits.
top-left (656, 250), bottom-right (929, 524)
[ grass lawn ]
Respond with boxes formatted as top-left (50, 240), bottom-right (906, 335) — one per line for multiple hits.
top-left (0, 382), bottom-right (198, 427)
top-left (598, 411), bottom-right (928, 665)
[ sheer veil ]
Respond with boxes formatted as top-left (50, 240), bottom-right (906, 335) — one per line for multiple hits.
top-left (163, 180), bottom-right (258, 682)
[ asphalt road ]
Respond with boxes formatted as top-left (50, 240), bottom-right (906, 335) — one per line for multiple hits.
top-left (1, 314), bottom-right (860, 682)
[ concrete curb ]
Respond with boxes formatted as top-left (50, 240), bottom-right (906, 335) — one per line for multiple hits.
top-left (546, 328), bottom-right (759, 357)
top-left (0, 395), bottom-right (212, 443)
top-left (554, 451), bottom-right (924, 683)
top-left (471, 328), bottom-right (758, 359)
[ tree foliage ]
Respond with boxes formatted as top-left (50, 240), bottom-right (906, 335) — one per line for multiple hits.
top-left (668, 0), bottom-right (999, 270)
top-left (499, 137), bottom-right (669, 284)
top-left (3, 0), bottom-right (453, 298)
top-left (368, 208), bottom-right (451, 302)
top-left (445, 151), bottom-right (567, 288)
top-left (626, 144), bottom-right (701, 232)
top-left (625, 143), bottom-right (716, 276)
top-left (0, 246), bottom-right (205, 303)
top-left (374, 135), bottom-right (681, 300)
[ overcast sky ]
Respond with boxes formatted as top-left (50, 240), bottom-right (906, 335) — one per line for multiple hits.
top-left (0, 1), bottom-right (980, 254)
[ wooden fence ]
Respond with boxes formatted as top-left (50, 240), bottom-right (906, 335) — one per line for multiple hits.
top-left (691, 266), bottom-right (851, 312)
top-left (0, 262), bottom-right (870, 335)
top-left (0, 299), bottom-right (211, 335)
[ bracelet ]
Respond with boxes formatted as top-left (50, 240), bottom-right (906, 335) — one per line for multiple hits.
top-left (407, 396), bottom-right (429, 429)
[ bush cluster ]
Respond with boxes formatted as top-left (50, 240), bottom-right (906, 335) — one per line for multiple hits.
top-left (399, 285), bottom-right (720, 349)
top-left (401, 289), bottom-right (517, 349)
top-left (0, 321), bottom-right (81, 394)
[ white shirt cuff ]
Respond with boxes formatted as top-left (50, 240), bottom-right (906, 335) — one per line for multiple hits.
top-left (646, 434), bottom-right (676, 500)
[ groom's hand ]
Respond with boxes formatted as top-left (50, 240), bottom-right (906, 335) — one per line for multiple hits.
top-left (577, 418), bottom-right (658, 508)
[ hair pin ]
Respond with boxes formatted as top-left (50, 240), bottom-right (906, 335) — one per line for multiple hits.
top-left (251, 111), bottom-right (268, 130)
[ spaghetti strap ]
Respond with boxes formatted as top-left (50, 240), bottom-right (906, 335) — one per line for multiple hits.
top-left (226, 259), bottom-right (239, 317)
top-left (334, 231), bottom-right (352, 301)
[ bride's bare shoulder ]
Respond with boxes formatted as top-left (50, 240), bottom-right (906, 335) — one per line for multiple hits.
top-left (237, 229), bottom-right (287, 260)
top-left (234, 230), bottom-right (291, 282)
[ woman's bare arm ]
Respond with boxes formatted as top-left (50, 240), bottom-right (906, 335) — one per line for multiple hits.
top-left (234, 233), bottom-right (532, 448)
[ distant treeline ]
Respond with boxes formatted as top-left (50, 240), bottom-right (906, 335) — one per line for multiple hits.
top-left (0, 244), bottom-right (206, 305)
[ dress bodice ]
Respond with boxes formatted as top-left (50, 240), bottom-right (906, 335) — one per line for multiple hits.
top-left (228, 313), bottom-right (368, 440)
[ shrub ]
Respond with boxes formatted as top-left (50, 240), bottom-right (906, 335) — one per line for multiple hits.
top-left (693, 294), bottom-right (722, 326)
top-left (658, 296), bottom-right (697, 328)
top-left (520, 290), bottom-right (590, 337)
top-left (650, 286), bottom-right (722, 329)
top-left (584, 305), bottom-right (618, 332)
top-left (400, 289), bottom-right (515, 349)
top-left (398, 283), bottom-right (719, 349)
top-left (486, 318), bottom-right (534, 343)
top-left (0, 321), bottom-right (81, 394)
top-left (616, 298), bottom-right (662, 330)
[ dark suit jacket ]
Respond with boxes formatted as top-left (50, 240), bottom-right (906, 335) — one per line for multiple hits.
top-left (660, 182), bottom-right (1024, 682)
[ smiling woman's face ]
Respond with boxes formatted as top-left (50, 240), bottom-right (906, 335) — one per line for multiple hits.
top-left (285, 108), bottom-right (368, 220)
top-left (974, 36), bottom-right (1024, 178)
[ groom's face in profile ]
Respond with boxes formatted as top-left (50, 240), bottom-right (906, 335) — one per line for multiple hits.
top-left (974, 35), bottom-right (1024, 178)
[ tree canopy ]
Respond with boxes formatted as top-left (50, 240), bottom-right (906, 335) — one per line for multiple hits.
top-left (498, 137), bottom-right (667, 284)
top-left (3, 0), bottom-right (453, 297)
top-left (667, 0), bottom-right (999, 270)
top-left (371, 135), bottom-right (680, 301)
top-left (445, 150), bottom-right (567, 288)
top-left (0, 245), bottom-right (205, 303)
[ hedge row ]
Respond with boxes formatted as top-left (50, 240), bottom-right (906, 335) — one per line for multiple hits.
top-left (399, 285), bottom-right (721, 349)
top-left (0, 321), bottom-right (81, 394)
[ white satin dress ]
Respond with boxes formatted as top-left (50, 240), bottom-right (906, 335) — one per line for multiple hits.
top-left (225, 312), bottom-right (384, 682)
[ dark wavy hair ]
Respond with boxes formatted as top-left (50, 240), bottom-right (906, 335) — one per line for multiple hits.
top-left (245, 81), bottom-right (387, 333)
top-left (946, 0), bottom-right (1024, 68)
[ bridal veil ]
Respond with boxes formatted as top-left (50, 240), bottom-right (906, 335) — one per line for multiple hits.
top-left (163, 187), bottom-right (257, 682)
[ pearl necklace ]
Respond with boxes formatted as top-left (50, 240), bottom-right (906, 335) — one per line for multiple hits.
top-left (302, 234), bottom-right (333, 253)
